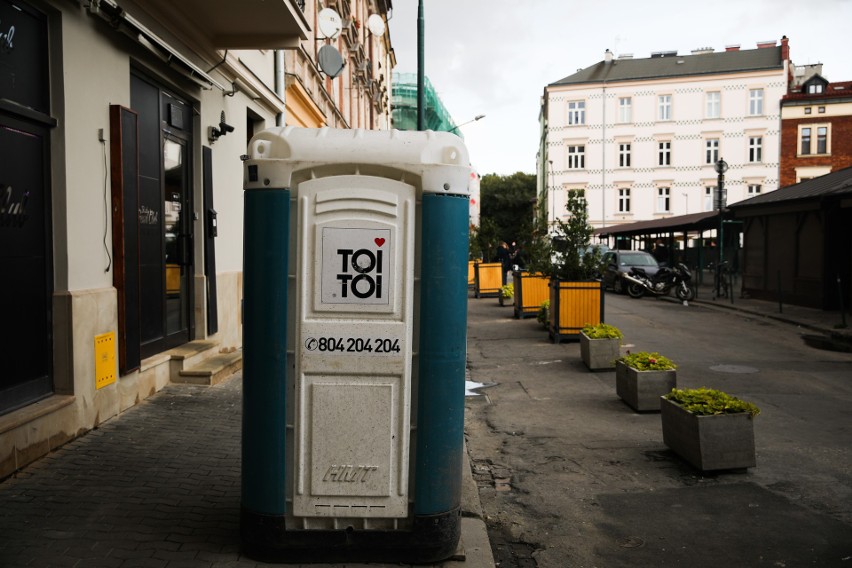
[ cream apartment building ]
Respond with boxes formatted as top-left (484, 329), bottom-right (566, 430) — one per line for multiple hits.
top-left (0, 0), bottom-right (394, 479)
top-left (540, 38), bottom-right (791, 230)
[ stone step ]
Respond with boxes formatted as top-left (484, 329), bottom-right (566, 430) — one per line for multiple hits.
top-left (168, 340), bottom-right (219, 377)
top-left (174, 350), bottom-right (242, 386)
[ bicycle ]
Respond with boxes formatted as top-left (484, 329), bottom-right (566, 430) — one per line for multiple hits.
top-left (714, 260), bottom-right (732, 299)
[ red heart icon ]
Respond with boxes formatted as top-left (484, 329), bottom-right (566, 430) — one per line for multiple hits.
top-left (375, 238), bottom-right (386, 247)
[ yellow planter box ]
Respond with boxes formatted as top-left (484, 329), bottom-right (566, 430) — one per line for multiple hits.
top-left (549, 279), bottom-right (604, 343)
top-left (474, 262), bottom-right (503, 298)
top-left (468, 261), bottom-right (476, 287)
top-left (513, 271), bottom-right (551, 319)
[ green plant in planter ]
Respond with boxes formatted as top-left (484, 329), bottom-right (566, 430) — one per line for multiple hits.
top-left (537, 300), bottom-right (550, 326)
top-left (500, 284), bottom-right (514, 299)
top-left (581, 322), bottom-right (623, 340)
top-left (665, 387), bottom-right (760, 417)
top-left (549, 190), bottom-right (604, 281)
top-left (617, 351), bottom-right (676, 371)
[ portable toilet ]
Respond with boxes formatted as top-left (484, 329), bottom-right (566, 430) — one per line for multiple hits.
top-left (240, 127), bottom-right (470, 563)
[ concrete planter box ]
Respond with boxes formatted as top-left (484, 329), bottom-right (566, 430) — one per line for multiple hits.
top-left (615, 361), bottom-right (676, 412)
top-left (579, 331), bottom-right (620, 371)
top-left (661, 397), bottom-right (756, 472)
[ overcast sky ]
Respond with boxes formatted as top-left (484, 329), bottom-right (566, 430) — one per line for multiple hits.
top-left (386, 0), bottom-right (852, 177)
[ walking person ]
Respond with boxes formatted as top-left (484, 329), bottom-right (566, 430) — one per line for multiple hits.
top-left (496, 241), bottom-right (512, 285)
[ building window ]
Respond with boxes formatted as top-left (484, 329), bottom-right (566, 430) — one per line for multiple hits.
top-left (801, 127), bottom-right (812, 154)
top-left (704, 186), bottom-right (715, 211)
top-left (618, 188), bottom-right (631, 213)
top-left (658, 141), bottom-right (671, 166)
top-left (706, 92), bottom-right (720, 118)
top-left (800, 125), bottom-right (830, 155)
top-left (705, 139), bottom-right (719, 164)
top-left (618, 97), bottom-right (632, 123)
top-left (808, 83), bottom-right (824, 94)
top-left (567, 101), bottom-right (585, 125)
top-left (804, 107), bottom-right (812, 115)
top-left (618, 143), bottom-right (631, 167)
top-left (658, 95), bottom-right (672, 121)
top-left (749, 89), bottom-right (764, 115)
top-left (818, 106), bottom-right (825, 114)
top-left (657, 187), bottom-right (671, 212)
top-left (748, 184), bottom-right (762, 195)
top-left (567, 145), bottom-right (585, 169)
top-left (817, 126), bottom-right (828, 154)
top-left (748, 136), bottom-right (763, 163)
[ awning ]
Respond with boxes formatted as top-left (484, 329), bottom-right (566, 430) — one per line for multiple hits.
top-left (100, 0), bottom-right (310, 50)
top-left (595, 210), bottom-right (726, 238)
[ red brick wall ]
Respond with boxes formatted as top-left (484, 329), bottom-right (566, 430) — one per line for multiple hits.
top-left (780, 113), bottom-right (852, 188)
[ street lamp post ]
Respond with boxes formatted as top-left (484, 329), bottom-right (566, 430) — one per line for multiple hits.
top-left (447, 114), bottom-right (485, 134)
top-left (714, 158), bottom-right (728, 298)
top-left (416, 0), bottom-right (424, 131)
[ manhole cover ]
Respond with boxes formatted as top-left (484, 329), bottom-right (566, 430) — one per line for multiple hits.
top-left (710, 364), bottom-right (759, 374)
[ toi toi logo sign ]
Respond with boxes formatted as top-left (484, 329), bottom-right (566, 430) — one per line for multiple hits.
top-left (336, 244), bottom-right (384, 299)
top-left (322, 228), bottom-right (392, 305)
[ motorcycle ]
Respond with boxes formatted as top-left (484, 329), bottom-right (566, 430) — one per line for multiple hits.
top-left (622, 262), bottom-right (695, 301)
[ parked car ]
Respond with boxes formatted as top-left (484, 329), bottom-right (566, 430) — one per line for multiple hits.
top-left (601, 250), bottom-right (660, 293)
top-left (551, 243), bottom-right (610, 271)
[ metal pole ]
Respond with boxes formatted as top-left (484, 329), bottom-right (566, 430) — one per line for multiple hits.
top-left (714, 157), bottom-right (728, 299)
top-left (417, 0), bottom-right (425, 131)
top-left (716, 170), bottom-right (724, 298)
top-left (601, 84), bottom-right (606, 229)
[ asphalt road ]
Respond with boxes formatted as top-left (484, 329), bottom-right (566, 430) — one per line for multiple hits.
top-left (464, 291), bottom-right (852, 568)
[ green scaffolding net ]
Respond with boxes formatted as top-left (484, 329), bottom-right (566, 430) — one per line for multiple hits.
top-left (391, 72), bottom-right (459, 135)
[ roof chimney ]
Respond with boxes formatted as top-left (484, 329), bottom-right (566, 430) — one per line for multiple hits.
top-left (781, 35), bottom-right (790, 61)
top-left (725, 44), bottom-right (740, 52)
top-left (691, 47), bottom-right (715, 55)
top-left (605, 49), bottom-right (613, 63)
top-left (757, 40), bottom-right (777, 49)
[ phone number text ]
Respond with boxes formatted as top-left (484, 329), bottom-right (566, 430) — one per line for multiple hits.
top-left (304, 336), bottom-right (402, 354)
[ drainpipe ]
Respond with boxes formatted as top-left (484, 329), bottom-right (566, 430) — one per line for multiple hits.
top-left (601, 49), bottom-right (612, 230)
top-left (275, 50), bottom-right (286, 126)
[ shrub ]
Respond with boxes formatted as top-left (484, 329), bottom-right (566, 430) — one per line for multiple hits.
top-left (537, 300), bottom-right (550, 326)
top-left (581, 322), bottom-right (623, 339)
top-left (500, 284), bottom-right (514, 299)
top-left (617, 351), bottom-right (676, 371)
top-left (665, 387), bottom-right (760, 418)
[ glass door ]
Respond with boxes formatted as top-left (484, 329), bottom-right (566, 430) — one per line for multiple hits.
top-left (132, 72), bottom-right (194, 358)
top-left (163, 135), bottom-right (190, 338)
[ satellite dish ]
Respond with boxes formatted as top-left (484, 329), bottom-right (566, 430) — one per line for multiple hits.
top-left (367, 14), bottom-right (385, 37)
top-left (318, 8), bottom-right (342, 39)
top-left (318, 45), bottom-right (345, 79)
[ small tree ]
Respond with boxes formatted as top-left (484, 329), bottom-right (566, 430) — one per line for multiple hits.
top-left (468, 224), bottom-right (483, 261)
top-left (475, 217), bottom-right (500, 262)
top-left (522, 216), bottom-right (553, 276)
top-left (550, 189), bottom-right (602, 280)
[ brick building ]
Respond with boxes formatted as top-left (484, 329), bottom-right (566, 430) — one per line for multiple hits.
top-left (780, 71), bottom-right (852, 187)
